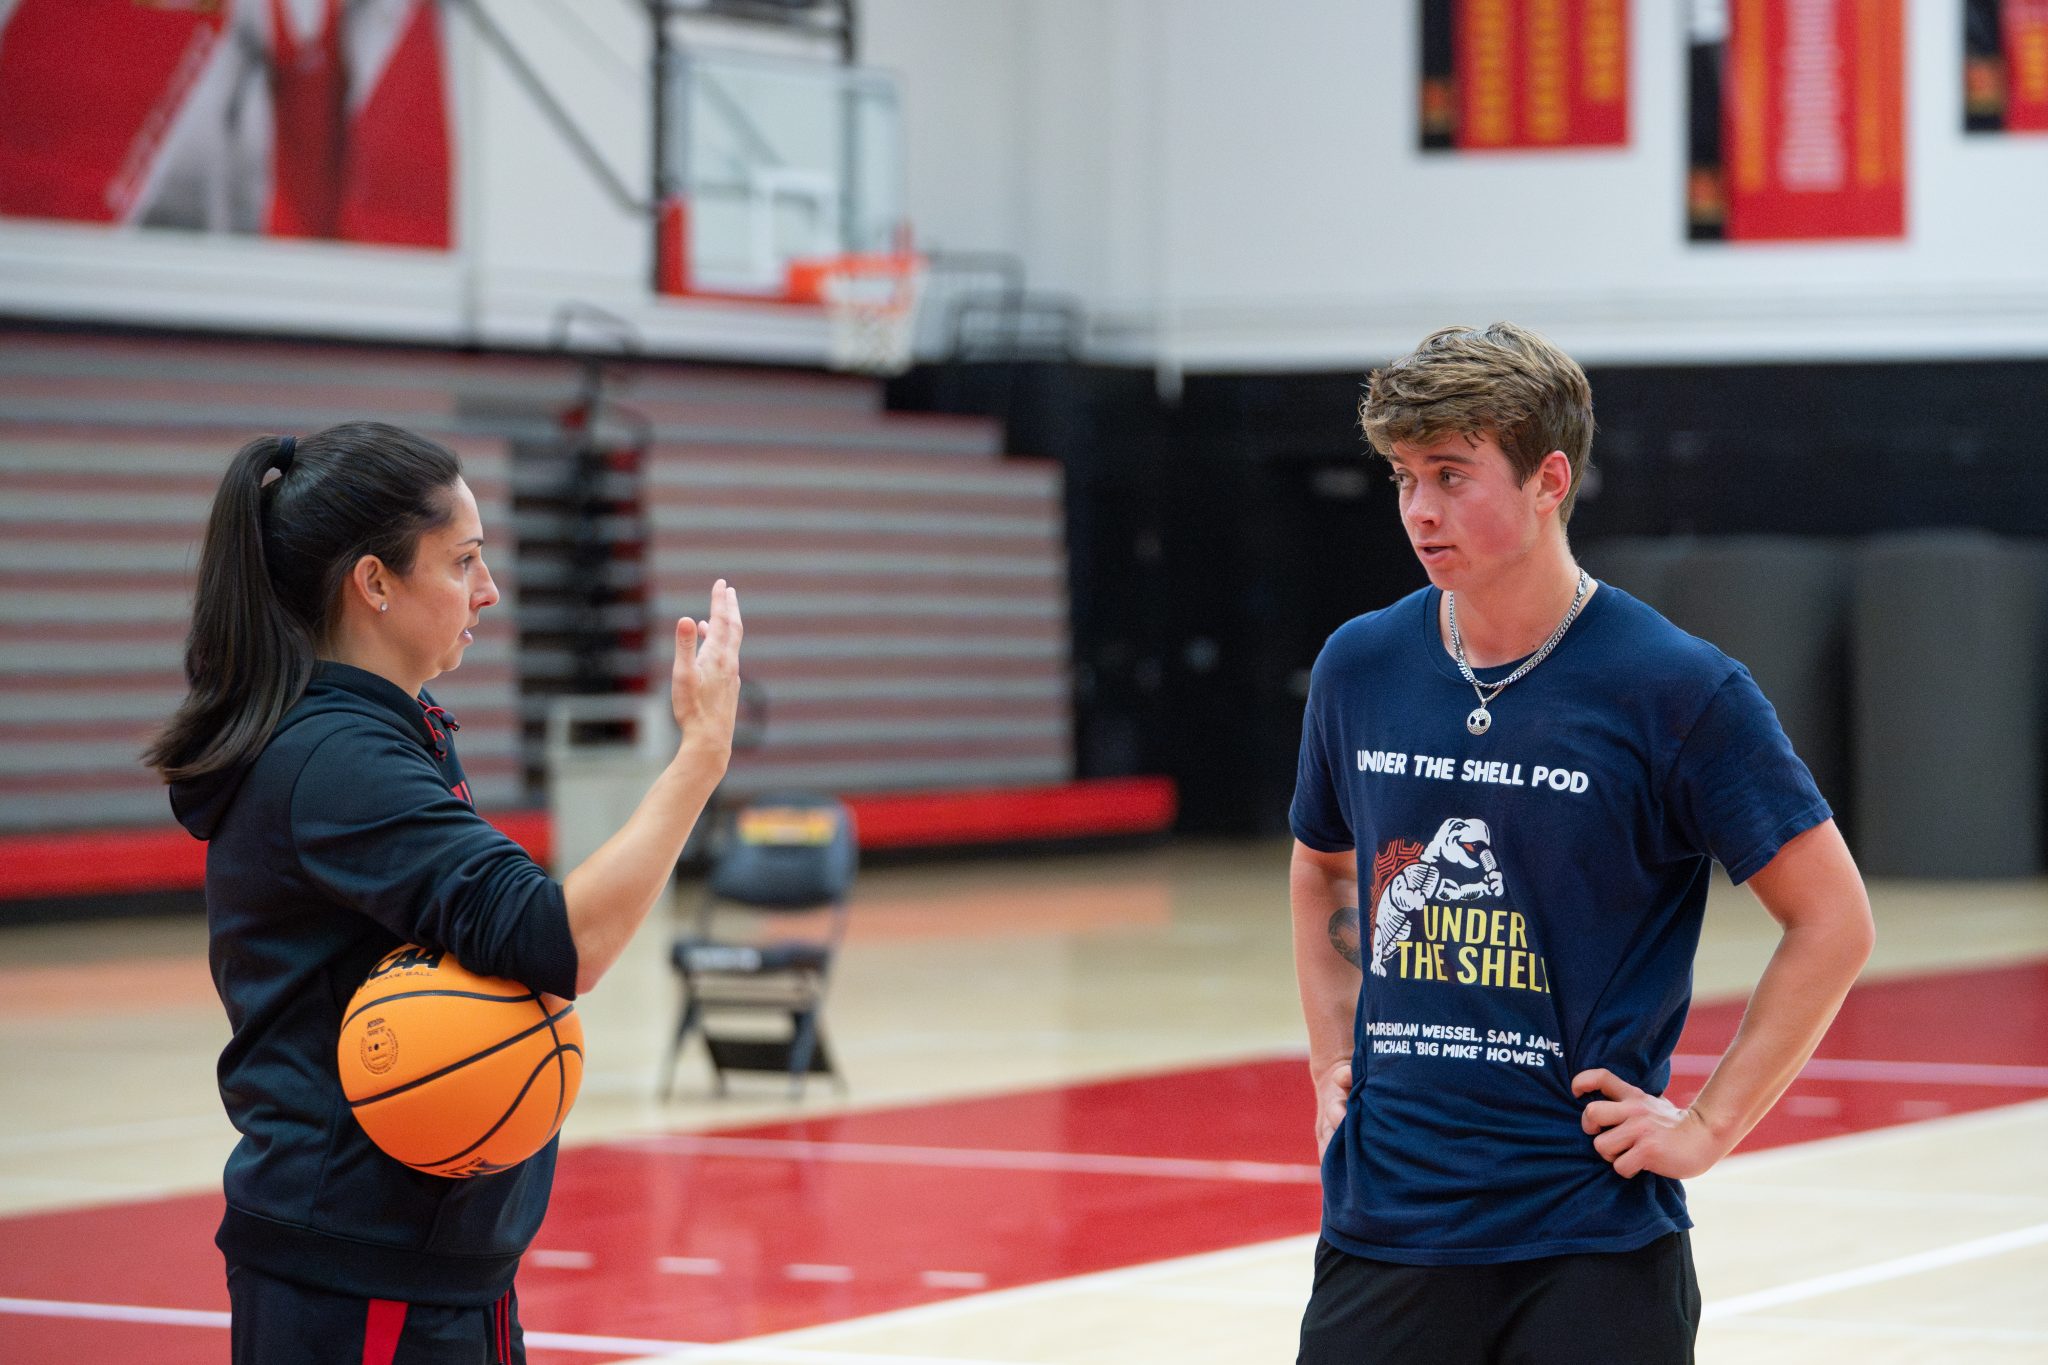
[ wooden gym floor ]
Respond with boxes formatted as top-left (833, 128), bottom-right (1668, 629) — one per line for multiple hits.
top-left (3, 839), bottom-right (2046, 1363)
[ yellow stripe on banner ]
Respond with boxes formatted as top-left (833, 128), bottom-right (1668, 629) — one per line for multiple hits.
top-left (1523, 0), bottom-right (1570, 143)
top-left (1854, 0), bottom-right (1895, 188)
top-left (1466, 0), bottom-right (1517, 147)
top-left (2021, 15), bottom-right (2048, 105)
top-left (1583, 0), bottom-right (1626, 105)
top-left (1732, 0), bottom-right (1771, 194)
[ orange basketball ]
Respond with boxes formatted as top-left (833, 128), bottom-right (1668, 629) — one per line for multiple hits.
top-left (337, 944), bottom-right (583, 1179)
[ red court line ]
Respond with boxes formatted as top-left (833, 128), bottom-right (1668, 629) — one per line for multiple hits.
top-left (1665, 958), bottom-right (2048, 1149)
top-left (3, 958), bottom-right (2043, 1363)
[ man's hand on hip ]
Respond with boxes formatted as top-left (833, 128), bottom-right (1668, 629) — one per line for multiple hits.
top-left (1572, 1067), bottom-right (1730, 1180)
top-left (1314, 1058), bottom-right (1351, 1159)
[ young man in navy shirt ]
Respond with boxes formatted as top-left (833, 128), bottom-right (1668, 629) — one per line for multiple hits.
top-left (1290, 323), bottom-right (1874, 1363)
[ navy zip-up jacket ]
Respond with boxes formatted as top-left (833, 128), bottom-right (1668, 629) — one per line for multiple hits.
top-left (171, 661), bottom-right (579, 1306)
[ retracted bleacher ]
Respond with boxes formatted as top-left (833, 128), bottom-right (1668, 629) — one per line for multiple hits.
top-left (0, 329), bottom-right (1172, 907)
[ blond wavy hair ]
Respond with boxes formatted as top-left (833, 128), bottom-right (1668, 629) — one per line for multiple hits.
top-left (1360, 322), bottom-right (1594, 523)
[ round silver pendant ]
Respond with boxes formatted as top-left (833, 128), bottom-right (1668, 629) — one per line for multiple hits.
top-left (1466, 705), bottom-right (1492, 736)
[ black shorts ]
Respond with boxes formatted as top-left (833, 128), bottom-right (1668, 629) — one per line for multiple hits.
top-left (1298, 1231), bottom-right (1700, 1365)
top-left (227, 1264), bottom-right (524, 1365)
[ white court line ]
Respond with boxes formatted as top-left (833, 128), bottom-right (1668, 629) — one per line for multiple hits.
top-left (1702, 1220), bottom-right (2048, 1320)
top-left (1670, 1053), bottom-right (2048, 1088)
top-left (528, 1248), bottom-right (594, 1269)
top-left (1709, 1095), bottom-right (2048, 1174)
top-left (1711, 1313), bottom-right (2048, 1345)
top-left (659, 1255), bottom-right (725, 1276)
top-left (721, 1175), bottom-right (2048, 1350)
top-left (919, 1270), bottom-right (987, 1290)
top-left (615, 1134), bottom-right (1320, 1184)
top-left (0, 1296), bottom-right (1030, 1365)
top-left (732, 1235), bottom-right (1321, 1341)
top-left (523, 1330), bottom-right (1028, 1363)
top-left (0, 1298), bottom-right (230, 1330)
top-left (1696, 1182), bottom-right (2048, 1214)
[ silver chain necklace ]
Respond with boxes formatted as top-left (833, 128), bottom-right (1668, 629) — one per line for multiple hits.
top-left (1447, 570), bottom-right (1591, 736)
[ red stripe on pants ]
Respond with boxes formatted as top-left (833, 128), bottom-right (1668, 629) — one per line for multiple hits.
top-left (362, 1298), bottom-right (408, 1365)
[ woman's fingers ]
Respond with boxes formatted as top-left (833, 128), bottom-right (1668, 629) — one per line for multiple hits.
top-left (673, 615), bottom-right (699, 682)
top-left (710, 583), bottom-right (741, 662)
top-left (696, 582), bottom-right (741, 664)
top-left (670, 616), bottom-right (701, 719)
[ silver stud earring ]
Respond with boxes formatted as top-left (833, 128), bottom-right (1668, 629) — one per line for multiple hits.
top-left (378, 603), bottom-right (389, 613)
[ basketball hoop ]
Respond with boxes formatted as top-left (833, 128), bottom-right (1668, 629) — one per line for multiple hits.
top-left (788, 252), bottom-right (925, 376)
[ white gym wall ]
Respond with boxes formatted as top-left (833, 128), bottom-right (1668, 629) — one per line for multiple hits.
top-left (2, 0), bottom-right (2043, 368)
top-left (927, 0), bottom-right (2048, 369)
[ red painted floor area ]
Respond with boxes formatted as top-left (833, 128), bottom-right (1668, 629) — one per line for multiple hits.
top-left (5, 959), bottom-right (2046, 1363)
top-left (526, 1060), bottom-right (1323, 1345)
top-left (1673, 957), bottom-right (2048, 1148)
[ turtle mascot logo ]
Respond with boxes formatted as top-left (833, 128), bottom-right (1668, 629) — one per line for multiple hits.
top-left (1368, 818), bottom-right (1503, 977)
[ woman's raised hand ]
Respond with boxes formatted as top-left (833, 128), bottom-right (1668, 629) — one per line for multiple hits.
top-left (670, 580), bottom-right (742, 764)
top-left (563, 582), bottom-right (744, 993)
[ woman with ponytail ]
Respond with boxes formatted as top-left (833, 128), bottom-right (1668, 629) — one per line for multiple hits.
top-left (149, 422), bottom-right (742, 1363)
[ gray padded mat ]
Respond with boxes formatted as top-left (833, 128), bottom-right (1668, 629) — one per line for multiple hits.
top-left (1585, 536), bottom-right (1853, 838)
top-left (1665, 538), bottom-right (1852, 838)
top-left (1580, 536), bottom-right (1690, 618)
top-left (1851, 531), bottom-right (2047, 878)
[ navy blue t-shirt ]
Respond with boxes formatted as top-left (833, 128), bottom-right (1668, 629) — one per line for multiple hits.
top-left (1290, 583), bottom-right (1829, 1265)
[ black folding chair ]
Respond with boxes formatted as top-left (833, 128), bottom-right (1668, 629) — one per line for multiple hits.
top-left (660, 792), bottom-right (857, 1098)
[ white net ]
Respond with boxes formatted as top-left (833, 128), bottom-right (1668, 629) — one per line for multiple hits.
top-left (820, 258), bottom-right (925, 375)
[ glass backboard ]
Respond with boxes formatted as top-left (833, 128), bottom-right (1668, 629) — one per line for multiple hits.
top-left (659, 48), bottom-right (906, 300)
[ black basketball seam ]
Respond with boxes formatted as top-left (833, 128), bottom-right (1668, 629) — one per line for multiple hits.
top-left (348, 1012), bottom-right (561, 1107)
top-left (549, 1040), bottom-right (582, 1150)
top-left (546, 1041), bottom-right (581, 1150)
top-left (537, 996), bottom-right (573, 1132)
top-left (413, 1043), bottom-right (584, 1172)
top-left (341, 987), bottom-right (536, 1031)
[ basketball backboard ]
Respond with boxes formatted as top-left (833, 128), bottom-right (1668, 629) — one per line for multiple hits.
top-left (656, 48), bottom-right (906, 302)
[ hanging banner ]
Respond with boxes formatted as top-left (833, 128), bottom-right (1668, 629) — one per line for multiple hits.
top-left (1687, 0), bottom-right (1905, 242)
top-left (1419, 0), bottom-right (1629, 152)
top-left (1966, 0), bottom-right (2048, 132)
top-left (0, 0), bottom-right (452, 248)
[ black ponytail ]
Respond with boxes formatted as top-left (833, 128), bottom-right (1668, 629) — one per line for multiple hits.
top-left (145, 422), bottom-right (462, 782)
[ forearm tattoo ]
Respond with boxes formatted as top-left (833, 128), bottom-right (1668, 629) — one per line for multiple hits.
top-left (1328, 904), bottom-right (1362, 968)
